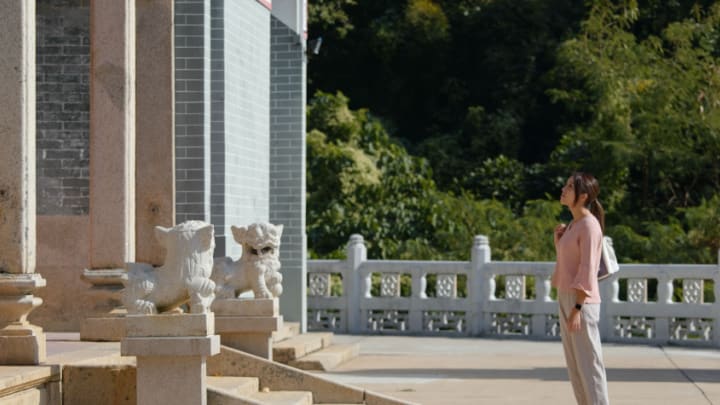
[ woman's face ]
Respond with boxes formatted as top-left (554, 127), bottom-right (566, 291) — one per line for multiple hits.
top-left (560, 177), bottom-right (576, 207)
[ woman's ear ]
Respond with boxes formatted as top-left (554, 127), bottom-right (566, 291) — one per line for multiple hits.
top-left (578, 192), bottom-right (589, 206)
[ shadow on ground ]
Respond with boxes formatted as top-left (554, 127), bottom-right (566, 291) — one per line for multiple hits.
top-left (329, 367), bottom-right (720, 383)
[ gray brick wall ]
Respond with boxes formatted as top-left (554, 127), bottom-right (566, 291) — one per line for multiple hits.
top-left (175, 0), bottom-right (212, 223)
top-left (211, 0), bottom-right (271, 258)
top-left (36, 0), bottom-right (90, 215)
top-left (210, 0), bottom-right (227, 254)
top-left (270, 16), bottom-right (307, 327)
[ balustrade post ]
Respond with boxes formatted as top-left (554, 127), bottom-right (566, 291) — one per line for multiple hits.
top-left (714, 250), bottom-right (720, 347)
top-left (599, 271), bottom-right (619, 341)
top-left (655, 272), bottom-right (672, 342)
top-left (532, 274), bottom-right (552, 338)
top-left (346, 234), bottom-right (366, 334)
top-left (470, 235), bottom-right (491, 336)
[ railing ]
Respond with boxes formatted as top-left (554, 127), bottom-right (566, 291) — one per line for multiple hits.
top-left (307, 235), bottom-right (720, 348)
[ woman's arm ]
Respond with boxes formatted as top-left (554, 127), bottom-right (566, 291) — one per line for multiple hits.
top-left (567, 288), bottom-right (589, 332)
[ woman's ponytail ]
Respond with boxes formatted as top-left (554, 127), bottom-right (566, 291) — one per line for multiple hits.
top-left (590, 199), bottom-right (605, 233)
top-left (572, 171), bottom-right (605, 232)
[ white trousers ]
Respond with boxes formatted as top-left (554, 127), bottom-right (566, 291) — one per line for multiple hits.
top-left (558, 291), bottom-right (610, 405)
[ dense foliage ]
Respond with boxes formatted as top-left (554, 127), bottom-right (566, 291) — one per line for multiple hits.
top-left (307, 0), bottom-right (720, 264)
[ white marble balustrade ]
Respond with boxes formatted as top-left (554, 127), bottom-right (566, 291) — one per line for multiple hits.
top-left (307, 235), bottom-right (720, 348)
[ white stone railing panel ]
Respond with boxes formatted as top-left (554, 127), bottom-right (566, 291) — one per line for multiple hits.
top-left (354, 260), bottom-right (473, 335)
top-left (683, 279), bottom-right (704, 304)
top-left (604, 263), bottom-right (719, 346)
top-left (436, 274), bottom-right (457, 298)
top-left (305, 259), bottom-right (348, 331)
top-left (307, 236), bottom-right (720, 347)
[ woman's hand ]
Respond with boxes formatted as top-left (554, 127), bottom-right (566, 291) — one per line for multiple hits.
top-left (568, 308), bottom-right (582, 332)
top-left (554, 223), bottom-right (567, 245)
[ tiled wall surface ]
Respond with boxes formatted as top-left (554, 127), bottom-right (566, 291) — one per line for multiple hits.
top-left (175, 0), bottom-right (212, 223)
top-left (211, 0), bottom-right (271, 257)
top-left (270, 15), bottom-right (307, 326)
top-left (36, 0), bottom-right (90, 215)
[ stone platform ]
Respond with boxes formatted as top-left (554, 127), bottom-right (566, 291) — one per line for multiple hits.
top-left (322, 335), bottom-right (720, 405)
top-left (2, 333), bottom-right (719, 404)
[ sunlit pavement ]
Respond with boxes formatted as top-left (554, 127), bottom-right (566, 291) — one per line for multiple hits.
top-left (38, 333), bottom-right (720, 405)
top-left (322, 335), bottom-right (720, 405)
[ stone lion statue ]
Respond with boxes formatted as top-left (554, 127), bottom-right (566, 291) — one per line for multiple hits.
top-left (122, 221), bottom-right (216, 314)
top-left (211, 222), bottom-right (284, 299)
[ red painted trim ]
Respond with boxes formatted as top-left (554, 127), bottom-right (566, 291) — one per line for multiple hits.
top-left (256, 0), bottom-right (272, 11)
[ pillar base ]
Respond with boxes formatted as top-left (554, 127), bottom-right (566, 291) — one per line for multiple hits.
top-left (0, 324), bottom-right (46, 365)
top-left (213, 298), bottom-right (282, 359)
top-left (0, 274), bottom-right (47, 365)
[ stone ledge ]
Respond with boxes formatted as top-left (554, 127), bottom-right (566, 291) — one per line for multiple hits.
top-left (80, 315), bottom-right (126, 342)
top-left (125, 313), bottom-right (214, 337)
top-left (0, 365), bottom-right (57, 398)
top-left (121, 335), bottom-right (220, 357)
top-left (0, 274), bottom-right (47, 295)
top-left (215, 316), bottom-right (282, 334)
top-left (212, 298), bottom-right (279, 317)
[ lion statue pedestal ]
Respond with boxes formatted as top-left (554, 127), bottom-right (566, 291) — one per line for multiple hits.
top-left (211, 222), bottom-right (285, 359)
top-left (121, 312), bottom-right (219, 405)
top-left (212, 297), bottom-right (281, 359)
top-left (120, 221), bottom-right (220, 405)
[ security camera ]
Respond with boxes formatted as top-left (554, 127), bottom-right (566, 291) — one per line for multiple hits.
top-left (308, 37), bottom-right (322, 55)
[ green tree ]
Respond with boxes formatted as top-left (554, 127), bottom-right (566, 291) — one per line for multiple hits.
top-left (307, 91), bottom-right (439, 259)
top-left (307, 91), bottom-right (564, 262)
top-left (548, 1), bottom-right (720, 223)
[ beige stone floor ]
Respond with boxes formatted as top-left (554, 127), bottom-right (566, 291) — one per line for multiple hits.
top-left (4, 333), bottom-right (719, 405)
top-left (323, 335), bottom-right (720, 405)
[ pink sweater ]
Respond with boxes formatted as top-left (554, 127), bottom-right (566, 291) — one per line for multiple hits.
top-left (552, 215), bottom-right (603, 303)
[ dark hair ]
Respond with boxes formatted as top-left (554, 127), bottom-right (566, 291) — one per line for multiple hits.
top-left (571, 172), bottom-right (605, 232)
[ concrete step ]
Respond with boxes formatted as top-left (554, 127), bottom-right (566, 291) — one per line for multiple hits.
top-left (210, 345), bottom-right (370, 404)
top-left (272, 321), bottom-right (300, 342)
top-left (61, 357), bottom-right (136, 404)
top-left (289, 343), bottom-right (360, 371)
top-left (207, 376), bottom-right (259, 396)
top-left (247, 390), bottom-right (313, 405)
top-left (273, 332), bottom-right (333, 363)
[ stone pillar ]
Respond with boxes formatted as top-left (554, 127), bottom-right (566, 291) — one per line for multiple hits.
top-left (212, 298), bottom-right (283, 359)
top-left (122, 314), bottom-right (219, 405)
top-left (82, 0), bottom-right (136, 341)
top-left (136, 0), bottom-right (175, 265)
top-left (0, 0), bottom-right (46, 365)
top-left (470, 235), bottom-right (490, 336)
top-left (714, 250), bottom-right (720, 347)
top-left (346, 235), bottom-right (367, 334)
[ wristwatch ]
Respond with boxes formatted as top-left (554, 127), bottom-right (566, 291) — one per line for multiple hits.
top-left (574, 303), bottom-right (583, 311)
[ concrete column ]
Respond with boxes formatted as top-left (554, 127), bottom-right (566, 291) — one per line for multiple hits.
top-left (88, 0), bottom-right (136, 268)
top-left (0, 0), bottom-right (46, 365)
top-left (82, 0), bottom-right (136, 341)
top-left (714, 250), bottom-right (720, 347)
top-left (470, 235), bottom-right (490, 336)
top-left (346, 235), bottom-right (367, 334)
top-left (136, 0), bottom-right (175, 266)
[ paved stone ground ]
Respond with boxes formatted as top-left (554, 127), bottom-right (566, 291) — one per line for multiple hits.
top-left (34, 333), bottom-right (720, 405)
top-left (323, 335), bottom-right (720, 405)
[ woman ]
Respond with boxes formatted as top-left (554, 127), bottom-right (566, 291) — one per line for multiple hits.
top-left (552, 172), bottom-right (609, 405)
